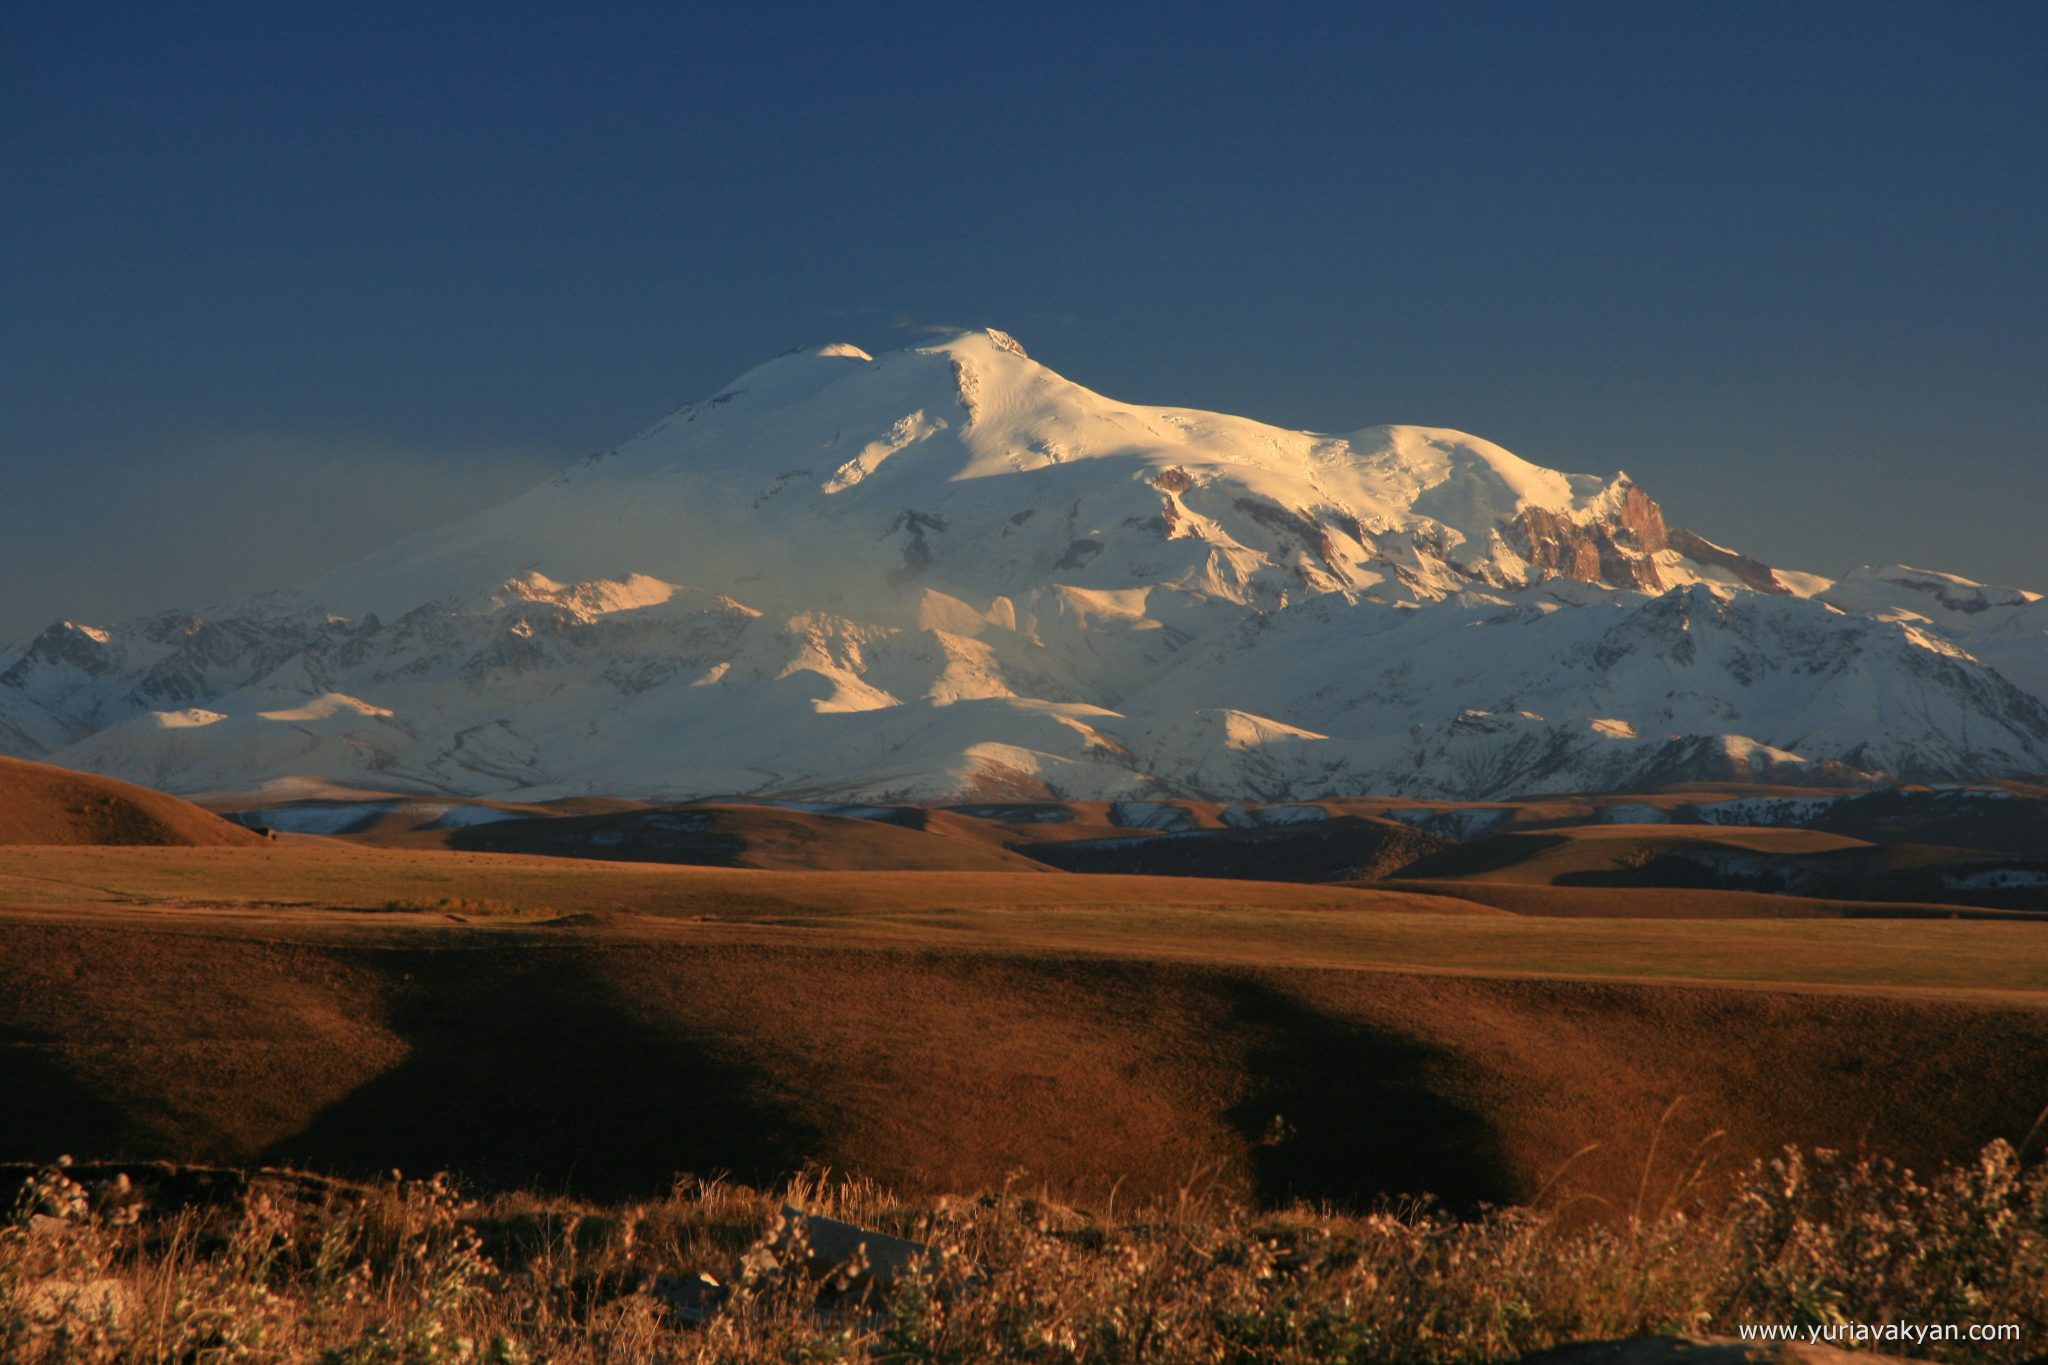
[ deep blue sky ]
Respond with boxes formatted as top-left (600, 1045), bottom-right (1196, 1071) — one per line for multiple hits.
top-left (4, 1), bottom-right (2044, 638)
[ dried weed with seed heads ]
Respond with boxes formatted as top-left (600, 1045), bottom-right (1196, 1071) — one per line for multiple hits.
top-left (4, 1144), bottom-right (2046, 1363)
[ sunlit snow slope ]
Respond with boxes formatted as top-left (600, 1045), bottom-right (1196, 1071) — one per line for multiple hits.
top-left (6, 330), bottom-right (2046, 800)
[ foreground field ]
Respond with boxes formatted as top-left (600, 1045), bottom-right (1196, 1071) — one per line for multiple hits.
top-left (5, 842), bottom-right (2046, 1217)
top-left (8, 1146), bottom-right (2045, 1363)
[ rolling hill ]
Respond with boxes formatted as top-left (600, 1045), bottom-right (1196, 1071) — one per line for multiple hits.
top-left (3, 839), bottom-right (2045, 1212)
top-left (0, 754), bottom-right (263, 847)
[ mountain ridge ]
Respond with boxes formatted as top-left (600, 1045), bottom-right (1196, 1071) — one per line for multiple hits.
top-left (6, 329), bottom-right (2045, 801)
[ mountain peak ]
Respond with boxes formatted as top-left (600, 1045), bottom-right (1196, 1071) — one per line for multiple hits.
top-left (7, 333), bottom-right (2043, 802)
top-left (289, 334), bottom-right (1820, 622)
top-left (704, 341), bottom-right (875, 410)
top-left (981, 327), bottom-right (1028, 358)
top-left (906, 326), bottom-right (1029, 360)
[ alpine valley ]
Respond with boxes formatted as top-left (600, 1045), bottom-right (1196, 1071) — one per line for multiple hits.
top-left (7, 329), bottom-right (2047, 803)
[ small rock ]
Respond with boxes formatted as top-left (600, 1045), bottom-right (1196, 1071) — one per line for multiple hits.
top-left (643, 1271), bottom-right (725, 1325)
top-left (771, 1204), bottom-right (932, 1294)
top-left (22, 1277), bottom-right (136, 1330)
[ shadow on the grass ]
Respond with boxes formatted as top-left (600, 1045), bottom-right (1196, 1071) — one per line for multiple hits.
top-left (1219, 975), bottom-right (1513, 1213)
top-left (260, 947), bottom-right (820, 1199)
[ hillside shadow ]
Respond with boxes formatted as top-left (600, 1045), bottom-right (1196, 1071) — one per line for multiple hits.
top-left (1219, 977), bottom-right (1512, 1213)
top-left (260, 948), bottom-right (818, 1199)
top-left (1393, 834), bottom-right (1570, 880)
top-left (447, 812), bottom-right (748, 866)
top-left (1023, 818), bottom-right (1436, 883)
top-left (0, 1024), bottom-right (142, 1162)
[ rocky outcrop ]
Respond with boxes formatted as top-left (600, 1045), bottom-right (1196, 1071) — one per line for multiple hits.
top-left (1231, 497), bottom-right (1350, 582)
top-left (1669, 528), bottom-right (1789, 594)
top-left (1508, 482), bottom-right (1669, 592)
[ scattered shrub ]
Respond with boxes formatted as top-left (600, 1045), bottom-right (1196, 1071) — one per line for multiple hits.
top-left (4, 1145), bottom-right (2044, 1362)
top-left (378, 897), bottom-right (541, 917)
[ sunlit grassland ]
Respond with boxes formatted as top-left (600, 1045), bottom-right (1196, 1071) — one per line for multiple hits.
top-left (1, 844), bottom-right (2042, 1000)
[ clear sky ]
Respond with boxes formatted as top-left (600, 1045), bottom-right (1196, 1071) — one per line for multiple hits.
top-left (4, 1), bottom-right (2044, 640)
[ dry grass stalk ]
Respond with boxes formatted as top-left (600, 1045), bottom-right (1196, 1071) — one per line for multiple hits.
top-left (5, 1140), bottom-right (2046, 1364)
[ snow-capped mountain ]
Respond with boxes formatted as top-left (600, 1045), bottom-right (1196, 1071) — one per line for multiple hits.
top-left (6, 329), bottom-right (2045, 801)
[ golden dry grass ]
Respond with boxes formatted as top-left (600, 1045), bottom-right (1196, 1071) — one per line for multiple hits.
top-left (9, 1140), bottom-right (2048, 1363)
top-left (440, 803), bottom-right (1058, 873)
top-left (1384, 821), bottom-right (2048, 916)
top-left (1394, 826), bottom-right (1874, 886)
top-left (1378, 880), bottom-right (2046, 921)
top-left (0, 757), bottom-right (262, 848)
top-left (0, 841), bottom-right (1453, 921)
top-left (2, 843), bottom-right (2045, 1219)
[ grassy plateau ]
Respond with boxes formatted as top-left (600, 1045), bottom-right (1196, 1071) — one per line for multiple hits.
top-left (4, 766), bottom-right (2047, 1359)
